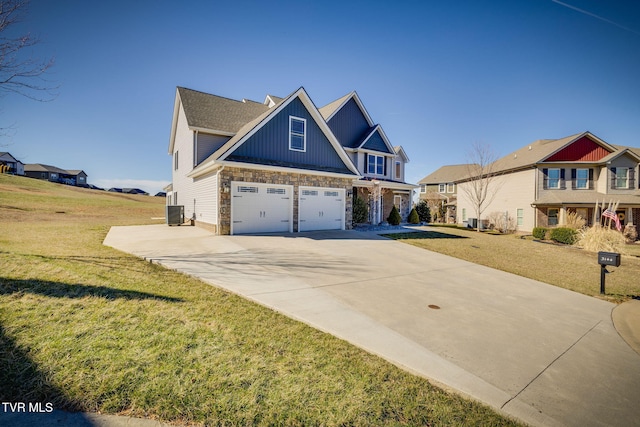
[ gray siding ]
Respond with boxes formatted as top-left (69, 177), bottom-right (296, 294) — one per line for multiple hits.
top-left (326, 98), bottom-right (370, 148)
top-left (196, 132), bottom-right (230, 166)
top-left (227, 98), bottom-right (354, 174)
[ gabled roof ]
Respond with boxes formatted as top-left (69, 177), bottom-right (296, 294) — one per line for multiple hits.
top-left (189, 86), bottom-right (360, 178)
top-left (264, 95), bottom-right (283, 107)
top-left (66, 170), bottom-right (87, 176)
top-left (358, 125), bottom-right (395, 154)
top-left (418, 164), bottom-right (474, 185)
top-left (24, 164), bottom-right (69, 174)
top-left (394, 146), bottom-right (410, 163)
top-left (0, 152), bottom-right (22, 163)
top-left (319, 91), bottom-right (375, 127)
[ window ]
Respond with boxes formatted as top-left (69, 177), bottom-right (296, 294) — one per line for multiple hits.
top-left (616, 168), bottom-right (629, 189)
top-left (447, 183), bottom-right (455, 193)
top-left (289, 116), bottom-right (306, 151)
top-left (367, 155), bottom-right (384, 175)
top-left (462, 208), bottom-right (467, 221)
top-left (438, 183), bottom-right (446, 193)
top-left (576, 168), bottom-right (589, 189)
top-left (395, 162), bottom-right (401, 179)
top-left (420, 184), bottom-right (426, 193)
top-left (174, 151), bottom-right (179, 170)
top-left (548, 208), bottom-right (558, 226)
top-left (547, 168), bottom-right (560, 189)
top-left (517, 208), bottom-right (524, 226)
top-left (394, 195), bottom-right (401, 209)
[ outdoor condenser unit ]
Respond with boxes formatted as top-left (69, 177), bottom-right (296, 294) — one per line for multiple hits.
top-left (166, 205), bottom-right (184, 226)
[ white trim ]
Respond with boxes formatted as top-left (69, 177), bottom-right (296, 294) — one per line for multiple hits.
top-left (189, 126), bottom-right (235, 137)
top-left (358, 125), bottom-right (396, 155)
top-left (298, 186), bottom-right (345, 231)
top-left (323, 91), bottom-right (375, 127)
top-left (288, 116), bottom-right (306, 152)
top-left (218, 160), bottom-right (359, 179)
top-left (230, 181), bottom-right (293, 235)
top-left (367, 154), bottom-right (385, 175)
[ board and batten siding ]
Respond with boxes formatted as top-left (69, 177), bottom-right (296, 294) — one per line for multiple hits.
top-left (361, 129), bottom-right (393, 154)
top-left (228, 98), bottom-right (351, 173)
top-left (326, 98), bottom-right (370, 148)
top-left (457, 168), bottom-right (536, 232)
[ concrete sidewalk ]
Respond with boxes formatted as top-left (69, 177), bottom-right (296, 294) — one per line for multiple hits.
top-left (45, 224), bottom-right (635, 427)
top-left (99, 225), bottom-right (640, 427)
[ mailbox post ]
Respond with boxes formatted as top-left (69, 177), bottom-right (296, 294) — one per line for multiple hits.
top-left (597, 252), bottom-right (620, 295)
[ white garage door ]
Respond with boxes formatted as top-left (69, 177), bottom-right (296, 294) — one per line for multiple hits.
top-left (299, 186), bottom-right (345, 232)
top-left (231, 182), bottom-right (293, 235)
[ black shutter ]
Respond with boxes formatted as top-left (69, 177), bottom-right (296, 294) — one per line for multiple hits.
top-left (589, 169), bottom-right (594, 189)
top-left (571, 169), bottom-right (576, 189)
top-left (560, 169), bottom-right (566, 189)
top-left (542, 168), bottom-right (548, 190)
top-left (365, 153), bottom-right (369, 174)
top-left (611, 167), bottom-right (617, 189)
top-left (630, 168), bottom-right (636, 189)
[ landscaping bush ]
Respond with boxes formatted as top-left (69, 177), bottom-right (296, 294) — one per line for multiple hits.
top-left (576, 226), bottom-right (628, 254)
top-left (352, 196), bottom-right (368, 225)
top-left (408, 207), bottom-right (420, 224)
top-left (387, 205), bottom-right (402, 226)
top-left (550, 227), bottom-right (577, 245)
top-left (623, 224), bottom-right (638, 244)
top-left (532, 227), bottom-right (547, 239)
top-left (415, 200), bottom-right (431, 223)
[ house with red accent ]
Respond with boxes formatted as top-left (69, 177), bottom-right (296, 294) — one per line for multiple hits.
top-left (456, 132), bottom-right (640, 232)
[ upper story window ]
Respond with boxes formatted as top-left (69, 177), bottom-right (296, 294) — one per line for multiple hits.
top-left (395, 161), bottom-right (401, 179)
top-left (289, 116), bottom-right (306, 152)
top-left (174, 151), bottom-right (179, 170)
top-left (447, 183), bottom-right (455, 193)
top-left (438, 183), bottom-right (446, 193)
top-left (575, 168), bottom-right (589, 189)
top-left (367, 154), bottom-right (384, 175)
top-left (547, 168), bottom-right (560, 189)
top-left (615, 167), bottom-right (629, 189)
top-left (420, 184), bottom-right (426, 193)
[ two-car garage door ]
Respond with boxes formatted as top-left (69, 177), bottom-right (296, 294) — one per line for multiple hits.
top-left (230, 182), bottom-right (344, 235)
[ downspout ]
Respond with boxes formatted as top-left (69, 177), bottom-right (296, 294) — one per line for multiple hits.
top-left (215, 165), bottom-right (225, 235)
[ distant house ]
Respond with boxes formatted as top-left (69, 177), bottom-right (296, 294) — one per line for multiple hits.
top-left (0, 152), bottom-right (24, 175)
top-left (108, 187), bottom-right (149, 195)
top-left (418, 164), bottom-right (472, 223)
top-left (24, 164), bottom-right (89, 187)
top-left (167, 86), bottom-right (416, 234)
top-left (456, 131), bottom-right (640, 232)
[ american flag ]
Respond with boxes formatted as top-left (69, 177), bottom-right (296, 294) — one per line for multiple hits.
top-left (602, 209), bottom-right (622, 231)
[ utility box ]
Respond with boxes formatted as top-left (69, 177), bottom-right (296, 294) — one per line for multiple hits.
top-left (166, 205), bottom-right (184, 226)
top-left (598, 251), bottom-right (621, 267)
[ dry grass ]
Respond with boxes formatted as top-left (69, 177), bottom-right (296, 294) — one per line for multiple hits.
top-left (575, 226), bottom-right (629, 254)
top-left (388, 225), bottom-right (640, 303)
top-left (0, 174), bottom-right (520, 426)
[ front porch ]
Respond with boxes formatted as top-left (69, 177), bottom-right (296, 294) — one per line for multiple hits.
top-left (535, 204), bottom-right (640, 232)
top-left (353, 180), bottom-right (414, 225)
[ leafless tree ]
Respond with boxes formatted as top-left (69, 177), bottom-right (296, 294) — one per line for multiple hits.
top-left (459, 142), bottom-right (503, 231)
top-left (1, 0), bottom-right (56, 101)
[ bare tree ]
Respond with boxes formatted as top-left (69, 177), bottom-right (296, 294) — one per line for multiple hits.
top-left (459, 142), bottom-right (503, 232)
top-left (0, 0), bottom-right (56, 101)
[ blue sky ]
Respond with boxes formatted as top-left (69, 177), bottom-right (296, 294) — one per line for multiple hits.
top-left (3, 0), bottom-right (640, 195)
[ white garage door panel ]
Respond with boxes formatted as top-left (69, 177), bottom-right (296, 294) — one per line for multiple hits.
top-left (299, 186), bottom-right (345, 232)
top-left (231, 182), bottom-right (292, 234)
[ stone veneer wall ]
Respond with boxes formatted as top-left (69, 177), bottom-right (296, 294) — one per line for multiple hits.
top-left (218, 166), bottom-right (354, 235)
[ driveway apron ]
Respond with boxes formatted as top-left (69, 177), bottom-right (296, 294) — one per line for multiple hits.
top-left (104, 225), bottom-right (640, 427)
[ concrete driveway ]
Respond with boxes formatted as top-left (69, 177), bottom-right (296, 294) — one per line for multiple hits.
top-left (104, 225), bottom-right (640, 427)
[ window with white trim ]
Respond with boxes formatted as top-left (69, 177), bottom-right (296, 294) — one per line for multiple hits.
top-left (547, 168), bottom-right (560, 189)
top-left (395, 161), bottom-right (401, 179)
top-left (367, 155), bottom-right (384, 175)
top-left (174, 151), bottom-right (179, 170)
top-left (462, 208), bottom-right (467, 221)
top-left (438, 183), bottom-right (446, 193)
top-left (616, 167), bottom-right (629, 189)
top-left (517, 208), bottom-right (524, 226)
top-left (447, 183), bottom-right (455, 193)
top-left (289, 116), bottom-right (306, 151)
top-left (576, 168), bottom-right (589, 189)
top-left (420, 184), bottom-right (426, 193)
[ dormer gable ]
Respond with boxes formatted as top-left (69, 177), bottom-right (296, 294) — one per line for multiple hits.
top-left (359, 125), bottom-right (395, 154)
top-left (321, 92), bottom-right (375, 148)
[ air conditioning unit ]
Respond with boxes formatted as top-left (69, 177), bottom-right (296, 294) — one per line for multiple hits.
top-left (166, 205), bottom-right (184, 226)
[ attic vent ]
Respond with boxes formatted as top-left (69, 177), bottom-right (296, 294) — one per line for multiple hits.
top-left (302, 190), bottom-right (318, 196)
top-left (529, 146), bottom-right (532, 150)
top-left (238, 186), bottom-right (258, 193)
top-left (267, 188), bottom-right (286, 195)
top-left (514, 154), bottom-right (518, 159)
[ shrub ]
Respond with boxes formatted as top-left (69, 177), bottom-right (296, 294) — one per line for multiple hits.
top-left (532, 227), bottom-right (547, 239)
top-left (387, 205), bottom-right (402, 226)
top-left (550, 227), bottom-right (577, 245)
top-left (352, 196), bottom-right (368, 225)
top-left (565, 211), bottom-right (586, 230)
top-left (487, 211), bottom-right (516, 234)
top-left (408, 207), bottom-right (420, 224)
top-left (415, 200), bottom-right (431, 223)
top-left (575, 226), bottom-right (628, 254)
top-left (623, 224), bottom-right (638, 244)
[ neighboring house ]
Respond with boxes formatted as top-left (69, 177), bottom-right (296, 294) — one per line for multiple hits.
top-left (168, 86), bottom-right (415, 234)
top-left (417, 164), bottom-right (472, 223)
top-left (456, 131), bottom-right (640, 232)
top-left (0, 152), bottom-right (25, 175)
top-left (24, 164), bottom-right (88, 187)
top-left (319, 92), bottom-right (416, 223)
